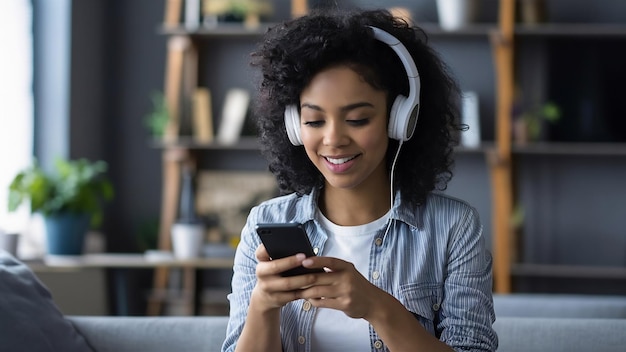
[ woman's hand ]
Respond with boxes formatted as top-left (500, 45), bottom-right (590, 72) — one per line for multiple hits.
top-left (295, 256), bottom-right (382, 319)
top-left (250, 244), bottom-right (319, 310)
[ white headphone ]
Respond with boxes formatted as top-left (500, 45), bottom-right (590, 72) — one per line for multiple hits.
top-left (284, 26), bottom-right (421, 146)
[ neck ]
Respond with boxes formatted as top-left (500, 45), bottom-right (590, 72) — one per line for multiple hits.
top-left (319, 182), bottom-right (392, 226)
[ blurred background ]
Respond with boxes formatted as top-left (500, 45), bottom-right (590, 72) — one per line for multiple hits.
top-left (1, 0), bottom-right (625, 316)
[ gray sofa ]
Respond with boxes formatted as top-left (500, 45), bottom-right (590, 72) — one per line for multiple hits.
top-left (67, 315), bottom-right (626, 352)
top-left (67, 293), bottom-right (626, 351)
top-left (4, 250), bottom-right (626, 352)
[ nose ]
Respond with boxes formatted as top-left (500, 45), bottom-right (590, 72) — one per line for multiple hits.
top-left (322, 120), bottom-right (349, 146)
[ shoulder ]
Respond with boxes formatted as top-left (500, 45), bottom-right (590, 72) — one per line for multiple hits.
top-left (248, 191), bottom-right (316, 224)
top-left (422, 192), bottom-right (480, 222)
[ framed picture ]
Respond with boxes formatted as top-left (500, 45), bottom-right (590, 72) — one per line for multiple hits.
top-left (195, 171), bottom-right (278, 240)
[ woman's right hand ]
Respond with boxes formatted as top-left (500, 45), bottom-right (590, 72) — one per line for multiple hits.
top-left (250, 244), bottom-right (318, 310)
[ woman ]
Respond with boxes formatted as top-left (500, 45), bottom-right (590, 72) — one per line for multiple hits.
top-left (222, 8), bottom-right (497, 352)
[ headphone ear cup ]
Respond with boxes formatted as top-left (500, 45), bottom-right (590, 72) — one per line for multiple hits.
top-left (284, 104), bottom-right (303, 146)
top-left (388, 94), bottom-right (419, 142)
top-left (388, 95), bottom-right (407, 141)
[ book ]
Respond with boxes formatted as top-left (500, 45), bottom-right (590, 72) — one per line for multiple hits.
top-left (184, 0), bottom-right (201, 30)
top-left (216, 88), bottom-right (250, 145)
top-left (192, 88), bottom-right (214, 143)
top-left (461, 91), bottom-right (481, 148)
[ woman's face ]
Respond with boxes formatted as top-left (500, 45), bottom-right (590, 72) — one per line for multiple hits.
top-left (299, 65), bottom-right (389, 192)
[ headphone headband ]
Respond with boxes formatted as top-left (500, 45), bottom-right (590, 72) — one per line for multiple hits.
top-left (367, 26), bottom-right (420, 95)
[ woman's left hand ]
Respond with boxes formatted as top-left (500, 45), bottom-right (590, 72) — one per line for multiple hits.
top-left (294, 256), bottom-right (381, 319)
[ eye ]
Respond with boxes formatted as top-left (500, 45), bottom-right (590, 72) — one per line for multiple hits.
top-left (346, 118), bottom-right (370, 126)
top-left (303, 120), bottom-right (324, 127)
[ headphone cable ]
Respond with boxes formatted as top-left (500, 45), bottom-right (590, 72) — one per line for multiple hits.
top-left (383, 140), bottom-right (403, 239)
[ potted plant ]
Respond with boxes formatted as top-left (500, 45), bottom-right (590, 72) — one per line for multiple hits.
top-left (7, 158), bottom-right (114, 255)
top-left (513, 101), bottom-right (561, 144)
top-left (203, 0), bottom-right (273, 28)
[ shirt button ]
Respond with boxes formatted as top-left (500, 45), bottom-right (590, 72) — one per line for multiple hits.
top-left (432, 303), bottom-right (440, 311)
top-left (302, 301), bottom-right (312, 311)
top-left (313, 247), bottom-right (319, 255)
top-left (372, 271), bottom-right (380, 280)
top-left (374, 340), bottom-right (384, 349)
top-left (374, 238), bottom-right (383, 246)
top-left (298, 336), bottom-right (305, 345)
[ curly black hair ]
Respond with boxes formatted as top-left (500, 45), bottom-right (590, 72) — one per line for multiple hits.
top-left (250, 8), bottom-right (463, 206)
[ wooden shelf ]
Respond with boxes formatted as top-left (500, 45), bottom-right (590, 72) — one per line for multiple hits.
top-left (512, 263), bottom-right (626, 280)
top-left (515, 23), bottom-right (626, 37)
top-left (159, 23), bottom-right (274, 37)
top-left (512, 142), bottom-right (626, 156)
top-left (455, 142), bottom-right (495, 154)
top-left (31, 253), bottom-right (234, 269)
top-left (151, 136), bottom-right (260, 151)
top-left (419, 23), bottom-right (498, 37)
top-left (161, 23), bottom-right (626, 39)
top-left (160, 22), bottom-right (499, 39)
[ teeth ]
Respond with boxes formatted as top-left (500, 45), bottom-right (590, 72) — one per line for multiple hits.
top-left (325, 156), bottom-right (356, 165)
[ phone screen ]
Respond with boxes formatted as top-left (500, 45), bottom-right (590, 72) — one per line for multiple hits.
top-left (255, 223), bottom-right (325, 277)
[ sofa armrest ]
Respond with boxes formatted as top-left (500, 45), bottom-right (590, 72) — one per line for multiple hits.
top-left (494, 294), bottom-right (626, 318)
top-left (495, 317), bottom-right (626, 352)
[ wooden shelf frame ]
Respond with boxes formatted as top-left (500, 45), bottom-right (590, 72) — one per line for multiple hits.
top-left (154, 1), bottom-right (520, 305)
top-left (154, 0), bottom-right (626, 308)
top-left (489, 0), bottom-right (516, 294)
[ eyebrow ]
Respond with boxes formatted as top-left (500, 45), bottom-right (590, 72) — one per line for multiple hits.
top-left (300, 102), bottom-right (375, 113)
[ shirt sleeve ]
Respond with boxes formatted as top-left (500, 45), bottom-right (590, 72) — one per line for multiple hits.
top-left (221, 208), bottom-right (262, 352)
top-left (438, 206), bottom-right (498, 351)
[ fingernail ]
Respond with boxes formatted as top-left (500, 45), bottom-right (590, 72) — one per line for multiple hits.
top-left (295, 253), bottom-right (306, 260)
top-left (302, 258), bottom-right (313, 266)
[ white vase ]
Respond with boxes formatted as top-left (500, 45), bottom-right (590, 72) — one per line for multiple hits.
top-left (171, 223), bottom-right (205, 259)
top-left (436, 0), bottom-right (479, 31)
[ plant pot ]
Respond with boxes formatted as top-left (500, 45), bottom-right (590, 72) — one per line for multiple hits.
top-left (0, 232), bottom-right (20, 257)
top-left (171, 222), bottom-right (205, 259)
top-left (44, 213), bottom-right (90, 255)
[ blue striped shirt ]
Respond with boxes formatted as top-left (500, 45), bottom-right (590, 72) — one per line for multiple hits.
top-left (222, 188), bottom-right (498, 352)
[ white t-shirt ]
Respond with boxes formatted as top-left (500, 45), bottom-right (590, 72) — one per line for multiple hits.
top-left (310, 209), bottom-right (391, 352)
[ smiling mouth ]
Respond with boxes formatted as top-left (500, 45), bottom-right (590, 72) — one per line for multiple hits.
top-left (324, 155), bottom-right (358, 165)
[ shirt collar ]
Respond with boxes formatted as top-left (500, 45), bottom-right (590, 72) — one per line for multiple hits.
top-left (297, 187), bottom-right (423, 229)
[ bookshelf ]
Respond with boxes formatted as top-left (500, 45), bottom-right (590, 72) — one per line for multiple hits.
top-left (150, 0), bottom-right (626, 315)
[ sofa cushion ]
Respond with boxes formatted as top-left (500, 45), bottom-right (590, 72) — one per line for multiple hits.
top-left (0, 250), bottom-right (93, 352)
top-left (68, 316), bottom-right (228, 352)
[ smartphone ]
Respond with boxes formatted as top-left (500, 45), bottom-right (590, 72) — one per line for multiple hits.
top-left (255, 223), bottom-right (325, 277)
